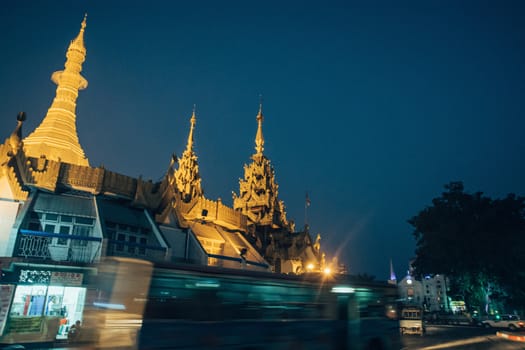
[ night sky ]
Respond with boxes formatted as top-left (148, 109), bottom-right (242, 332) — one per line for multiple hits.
top-left (2, 1), bottom-right (525, 280)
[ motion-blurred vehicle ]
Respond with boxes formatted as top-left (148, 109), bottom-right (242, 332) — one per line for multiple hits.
top-left (481, 314), bottom-right (525, 331)
top-left (399, 306), bottom-right (425, 335)
top-left (88, 257), bottom-right (402, 350)
top-left (425, 311), bottom-right (473, 326)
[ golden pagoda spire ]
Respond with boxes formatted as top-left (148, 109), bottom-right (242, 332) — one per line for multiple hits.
top-left (255, 102), bottom-right (264, 155)
top-left (23, 15), bottom-right (90, 166)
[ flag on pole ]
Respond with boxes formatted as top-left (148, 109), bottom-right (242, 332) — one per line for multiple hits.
top-left (305, 192), bottom-right (311, 207)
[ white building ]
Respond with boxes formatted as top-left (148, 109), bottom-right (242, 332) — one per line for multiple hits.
top-left (398, 272), bottom-right (450, 312)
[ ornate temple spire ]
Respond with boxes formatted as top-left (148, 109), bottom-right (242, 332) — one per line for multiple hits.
top-left (233, 104), bottom-right (291, 230)
top-left (174, 108), bottom-right (203, 202)
top-left (23, 15), bottom-right (89, 166)
top-left (255, 103), bottom-right (264, 155)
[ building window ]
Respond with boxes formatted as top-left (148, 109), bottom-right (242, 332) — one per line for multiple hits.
top-left (107, 229), bottom-right (116, 240)
top-left (116, 234), bottom-right (125, 251)
top-left (44, 224), bottom-right (55, 234)
top-left (73, 226), bottom-right (91, 246)
top-left (105, 221), bottom-right (152, 257)
top-left (128, 236), bottom-right (137, 254)
top-left (30, 212), bottom-right (42, 219)
top-left (57, 226), bottom-right (71, 245)
top-left (76, 217), bottom-right (94, 225)
top-left (9, 284), bottom-right (87, 336)
top-left (25, 211), bottom-right (95, 245)
top-left (46, 213), bottom-right (59, 222)
top-left (139, 238), bottom-right (147, 255)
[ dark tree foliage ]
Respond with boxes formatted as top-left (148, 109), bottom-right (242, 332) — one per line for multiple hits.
top-left (409, 181), bottom-right (525, 312)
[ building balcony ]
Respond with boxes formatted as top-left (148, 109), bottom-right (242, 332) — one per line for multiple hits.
top-left (16, 229), bottom-right (102, 263)
top-left (15, 230), bottom-right (168, 264)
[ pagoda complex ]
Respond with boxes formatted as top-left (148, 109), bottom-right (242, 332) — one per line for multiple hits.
top-left (0, 16), bottom-right (327, 275)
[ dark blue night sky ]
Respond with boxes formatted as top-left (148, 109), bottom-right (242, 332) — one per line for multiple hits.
top-left (2, 1), bottom-right (525, 279)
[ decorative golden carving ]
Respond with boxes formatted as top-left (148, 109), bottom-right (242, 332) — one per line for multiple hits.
top-left (59, 163), bottom-right (104, 191)
top-left (7, 112), bottom-right (26, 156)
top-left (313, 233), bottom-right (321, 253)
top-left (102, 171), bottom-right (136, 198)
top-left (133, 176), bottom-right (163, 208)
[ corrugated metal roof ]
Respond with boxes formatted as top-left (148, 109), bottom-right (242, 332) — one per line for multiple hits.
top-left (33, 192), bottom-right (96, 217)
top-left (189, 222), bottom-right (224, 241)
top-left (216, 227), bottom-right (266, 264)
top-left (191, 222), bottom-right (267, 266)
top-left (97, 198), bottom-right (152, 229)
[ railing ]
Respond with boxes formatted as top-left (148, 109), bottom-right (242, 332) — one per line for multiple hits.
top-left (17, 229), bottom-right (102, 263)
top-left (16, 230), bottom-right (168, 263)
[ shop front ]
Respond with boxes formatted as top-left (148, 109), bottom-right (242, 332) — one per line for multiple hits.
top-left (0, 259), bottom-right (93, 346)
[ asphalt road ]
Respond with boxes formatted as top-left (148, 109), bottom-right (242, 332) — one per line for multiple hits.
top-left (401, 325), bottom-right (525, 350)
top-left (3, 325), bottom-right (525, 350)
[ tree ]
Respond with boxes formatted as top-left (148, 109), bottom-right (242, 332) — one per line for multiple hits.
top-left (408, 182), bottom-right (525, 314)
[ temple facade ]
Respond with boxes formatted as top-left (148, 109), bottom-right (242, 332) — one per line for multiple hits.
top-left (0, 16), bottom-right (326, 275)
top-left (0, 12), bottom-right (326, 312)
top-left (0, 18), bottom-right (330, 343)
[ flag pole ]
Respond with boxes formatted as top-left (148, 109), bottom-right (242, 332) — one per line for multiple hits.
top-left (305, 192), bottom-right (310, 231)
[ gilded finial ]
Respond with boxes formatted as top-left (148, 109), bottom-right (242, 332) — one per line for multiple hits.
top-left (81, 13), bottom-right (87, 31)
top-left (258, 94), bottom-right (263, 117)
top-left (17, 111), bottom-right (27, 122)
top-left (186, 106), bottom-right (197, 152)
top-left (255, 97), bottom-right (264, 155)
top-left (191, 104), bottom-right (196, 123)
top-left (66, 14), bottom-right (88, 60)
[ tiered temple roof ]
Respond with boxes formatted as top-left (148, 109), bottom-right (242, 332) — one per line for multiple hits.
top-left (232, 104), bottom-right (293, 231)
top-left (0, 16), bottom-right (327, 274)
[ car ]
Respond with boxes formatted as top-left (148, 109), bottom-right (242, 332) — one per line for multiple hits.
top-left (481, 314), bottom-right (525, 331)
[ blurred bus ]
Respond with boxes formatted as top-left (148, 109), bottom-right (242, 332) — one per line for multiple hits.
top-left (87, 258), bottom-right (400, 350)
top-left (399, 305), bottom-right (425, 336)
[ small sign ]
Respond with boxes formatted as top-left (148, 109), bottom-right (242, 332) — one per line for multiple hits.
top-left (50, 272), bottom-right (83, 286)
